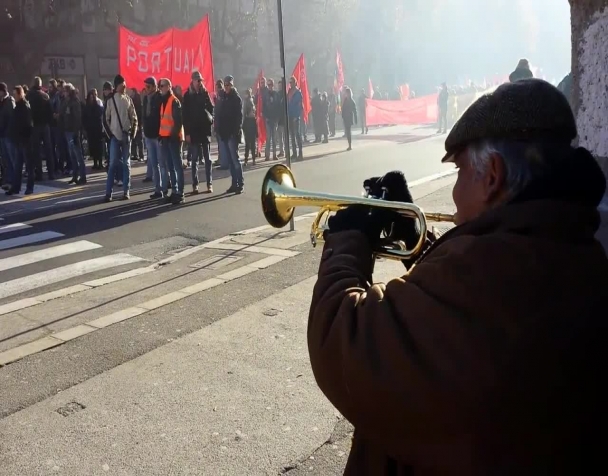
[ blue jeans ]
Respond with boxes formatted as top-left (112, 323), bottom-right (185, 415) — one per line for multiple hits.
top-left (65, 131), bottom-right (86, 180)
top-left (160, 139), bottom-right (184, 196)
top-left (145, 136), bottom-right (165, 194)
top-left (106, 135), bottom-right (132, 196)
top-left (219, 136), bottom-right (243, 188)
top-left (32, 125), bottom-right (55, 177)
top-left (189, 142), bottom-right (212, 188)
top-left (0, 137), bottom-right (15, 186)
top-left (11, 142), bottom-right (34, 193)
top-left (265, 120), bottom-right (277, 158)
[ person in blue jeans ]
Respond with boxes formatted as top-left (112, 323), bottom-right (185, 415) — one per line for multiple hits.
top-left (104, 75), bottom-right (138, 202)
top-left (158, 78), bottom-right (185, 204)
top-left (216, 75), bottom-right (244, 194)
top-left (142, 77), bottom-right (167, 199)
top-left (6, 86), bottom-right (34, 195)
top-left (287, 76), bottom-right (304, 160)
top-left (0, 83), bottom-right (16, 189)
top-left (59, 84), bottom-right (86, 184)
top-left (183, 71), bottom-right (214, 194)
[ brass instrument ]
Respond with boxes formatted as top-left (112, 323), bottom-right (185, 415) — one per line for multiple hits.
top-left (261, 164), bottom-right (455, 261)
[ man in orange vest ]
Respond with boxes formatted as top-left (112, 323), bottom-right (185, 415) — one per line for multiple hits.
top-left (158, 78), bottom-right (185, 205)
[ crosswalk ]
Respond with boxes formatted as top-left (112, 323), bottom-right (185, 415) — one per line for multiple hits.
top-left (0, 222), bottom-right (146, 301)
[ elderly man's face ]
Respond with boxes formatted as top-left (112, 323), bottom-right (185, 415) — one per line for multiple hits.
top-left (451, 148), bottom-right (507, 225)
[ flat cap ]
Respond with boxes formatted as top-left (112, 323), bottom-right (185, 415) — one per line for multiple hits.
top-left (144, 76), bottom-right (157, 86)
top-left (224, 75), bottom-right (234, 85)
top-left (442, 79), bottom-right (577, 163)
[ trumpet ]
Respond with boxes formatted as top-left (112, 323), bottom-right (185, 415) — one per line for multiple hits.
top-left (261, 164), bottom-right (455, 261)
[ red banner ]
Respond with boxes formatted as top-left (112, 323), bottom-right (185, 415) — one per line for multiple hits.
top-left (119, 15), bottom-right (214, 91)
top-left (365, 94), bottom-right (438, 127)
top-left (291, 54), bottom-right (311, 124)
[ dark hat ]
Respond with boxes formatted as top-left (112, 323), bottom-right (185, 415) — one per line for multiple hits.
top-left (144, 77), bottom-right (157, 86)
top-left (0, 82), bottom-right (7, 93)
top-left (223, 75), bottom-right (234, 85)
top-left (442, 79), bottom-right (577, 163)
top-left (102, 81), bottom-right (113, 91)
top-left (114, 74), bottom-right (125, 88)
top-left (191, 71), bottom-right (203, 81)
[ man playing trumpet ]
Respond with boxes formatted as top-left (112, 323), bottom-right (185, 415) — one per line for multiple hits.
top-left (308, 79), bottom-right (608, 475)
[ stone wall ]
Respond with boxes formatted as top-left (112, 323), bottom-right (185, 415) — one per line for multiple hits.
top-left (571, 0), bottom-right (608, 250)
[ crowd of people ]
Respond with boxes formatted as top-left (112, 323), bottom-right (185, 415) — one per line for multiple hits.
top-left (0, 71), bottom-right (369, 202)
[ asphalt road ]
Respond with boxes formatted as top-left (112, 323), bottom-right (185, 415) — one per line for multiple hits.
top-left (0, 125), bottom-right (452, 251)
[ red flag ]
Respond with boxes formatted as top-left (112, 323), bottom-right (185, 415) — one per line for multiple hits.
top-left (253, 70), bottom-right (267, 151)
top-left (291, 54), bottom-right (311, 124)
top-left (334, 50), bottom-right (345, 113)
top-left (119, 15), bottom-right (214, 91)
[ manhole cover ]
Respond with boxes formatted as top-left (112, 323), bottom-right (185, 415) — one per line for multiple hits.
top-left (56, 401), bottom-right (86, 417)
top-left (190, 255), bottom-right (242, 270)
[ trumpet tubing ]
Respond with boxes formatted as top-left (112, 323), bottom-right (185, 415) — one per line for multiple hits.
top-left (261, 164), bottom-right (455, 261)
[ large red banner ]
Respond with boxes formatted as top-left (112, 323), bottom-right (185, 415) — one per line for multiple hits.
top-left (118, 15), bottom-right (214, 90)
top-left (365, 94), bottom-right (438, 127)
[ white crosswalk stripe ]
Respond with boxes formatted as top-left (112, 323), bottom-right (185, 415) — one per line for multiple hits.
top-left (0, 231), bottom-right (64, 251)
top-left (0, 240), bottom-right (102, 272)
top-left (0, 223), bottom-right (146, 301)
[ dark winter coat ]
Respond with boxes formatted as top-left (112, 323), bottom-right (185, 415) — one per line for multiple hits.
top-left (60, 96), bottom-right (83, 133)
top-left (83, 99), bottom-right (105, 141)
top-left (142, 91), bottom-right (162, 139)
top-left (216, 88), bottom-right (242, 141)
top-left (341, 97), bottom-right (358, 126)
top-left (183, 85), bottom-right (214, 144)
top-left (309, 199), bottom-right (608, 475)
top-left (0, 95), bottom-right (15, 138)
top-left (8, 99), bottom-right (33, 145)
top-left (262, 89), bottom-right (281, 122)
top-left (26, 86), bottom-right (54, 127)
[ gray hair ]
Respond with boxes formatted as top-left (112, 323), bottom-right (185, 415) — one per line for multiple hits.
top-left (466, 139), bottom-right (543, 199)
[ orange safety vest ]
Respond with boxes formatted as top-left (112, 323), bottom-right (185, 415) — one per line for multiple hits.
top-left (159, 94), bottom-right (184, 140)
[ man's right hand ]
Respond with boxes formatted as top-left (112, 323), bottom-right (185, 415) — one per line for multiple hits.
top-left (185, 135), bottom-right (191, 143)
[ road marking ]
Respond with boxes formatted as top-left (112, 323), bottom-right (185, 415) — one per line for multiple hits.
top-left (0, 186), bottom-right (86, 205)
top-left (0, 231), bottom-right (64, 251)
top-left (408, 168), bottom-right (457, 187)
top-left (0, 223), bottom-right (32, 235)
top-left (0, 240), bottom-right (102, 272)
top-left (0, 253), bottom-right (145, 299)
top-left (0, 336), bottom-right (63, 366)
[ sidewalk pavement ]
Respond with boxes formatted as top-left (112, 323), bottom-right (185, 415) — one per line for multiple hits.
top-left (0, 175), bottom-right (456, 475)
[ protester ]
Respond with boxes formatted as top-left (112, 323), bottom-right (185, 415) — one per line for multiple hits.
top-left (104, 74), bottom-right (137, 201)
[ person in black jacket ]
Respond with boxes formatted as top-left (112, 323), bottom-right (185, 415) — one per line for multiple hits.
top-left (0, 82), bottom-right (16, 189)
top-left (216, 75), bottom-right (244, 194)
top-left (6, 86), bottom-right (34, 195)
top-left (27, 76), bottom-right (55, 180)
top-left (83, 89), bottom-right (105, 170)
top-left (183, 70), bottom-right (214, 194)
top-left (262, 78), bottom-right (280, 161)
top-left (142, 76), bottom-right (166, 199)
top-left (340, 87), bottom-right (357, 151)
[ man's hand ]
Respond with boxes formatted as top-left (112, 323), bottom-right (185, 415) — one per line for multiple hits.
top-left (185, 135), bottom-right (191, 143)
top-left (324, 204), bottom-right (395, 245)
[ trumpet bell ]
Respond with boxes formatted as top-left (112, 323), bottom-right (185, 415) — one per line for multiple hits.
top-left (261, 164), bottom-right (297, 228)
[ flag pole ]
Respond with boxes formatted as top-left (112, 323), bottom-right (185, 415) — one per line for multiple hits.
top-left (276, 0), bottom-right (295, 232)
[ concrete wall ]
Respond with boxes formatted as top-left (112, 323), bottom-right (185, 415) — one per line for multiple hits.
top-left (571, 0), bottom-right (608, 250)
